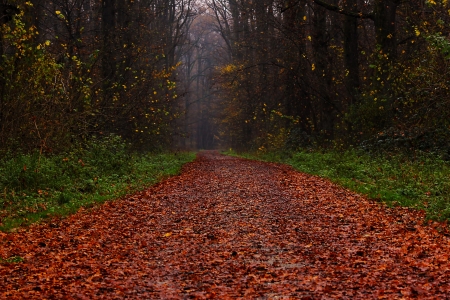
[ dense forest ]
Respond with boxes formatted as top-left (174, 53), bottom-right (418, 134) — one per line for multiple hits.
top-left (202, 0), bottom-right (450, 154)
top-left (1, 0), bottom-right (450, 155)
top-left (1, 0), bottom-right (194, 153)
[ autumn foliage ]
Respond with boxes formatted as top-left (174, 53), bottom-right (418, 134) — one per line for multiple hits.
top-left (198, 0), bottom-right (450, 153)
top-left (1, 152), bottom-right (450, 298)
top-left (0, 0), bottom-right (192, 153)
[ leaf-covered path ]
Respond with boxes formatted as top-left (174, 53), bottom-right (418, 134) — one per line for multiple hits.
top-left (1, 151), bottom-right (450, 298)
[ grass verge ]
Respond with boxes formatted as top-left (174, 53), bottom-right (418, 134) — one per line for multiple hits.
top-left (225, 149), bottom-right (450, 222)
top-left (0, 138), bottom-right (196, 232)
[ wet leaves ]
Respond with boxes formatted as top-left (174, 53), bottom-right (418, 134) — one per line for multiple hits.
top-left (1, 151), bottom-right (450, 298)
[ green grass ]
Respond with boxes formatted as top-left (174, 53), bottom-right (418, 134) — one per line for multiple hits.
top-left (225, 149), bottom-right (450, 222)
top-left (0, 137), bottom-right (196, 232)
top-left (0, 256), bottom-right (24, 264)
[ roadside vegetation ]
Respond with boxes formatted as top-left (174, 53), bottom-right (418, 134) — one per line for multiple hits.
top-left (0, 135), bottom-right (195, 232)
top-left (0, 2), bottom-right (197, 233)
top-left (226, 149), bottom-right (450, 223)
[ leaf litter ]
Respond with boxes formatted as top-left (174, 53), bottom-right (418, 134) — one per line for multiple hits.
top-left (1, 151), bottom-right (450, 298)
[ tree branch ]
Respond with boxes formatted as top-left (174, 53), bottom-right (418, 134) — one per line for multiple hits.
top-left (279, 0), bottom-right (303, 14)
top-left (312, 0), bottom-right (374, 20)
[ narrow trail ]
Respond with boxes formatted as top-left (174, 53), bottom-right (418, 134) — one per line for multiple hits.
top-left (1, 151), bottom-right (450, 299)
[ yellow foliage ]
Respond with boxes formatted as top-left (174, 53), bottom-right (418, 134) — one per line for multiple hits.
top-left (221, 64), bottom-right (237, 74)
top-left (414, 27), bottom-right (421, 36)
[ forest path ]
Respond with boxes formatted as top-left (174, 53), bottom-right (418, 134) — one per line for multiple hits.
top-left (1, 151), bottom-right (450, 298)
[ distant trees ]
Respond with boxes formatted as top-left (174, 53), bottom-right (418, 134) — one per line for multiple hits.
top-left (175, 6), bottom-right (228, 150)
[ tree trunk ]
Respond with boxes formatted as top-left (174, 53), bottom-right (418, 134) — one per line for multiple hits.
top-left (0, 4), bottom-right (20, 136)
top-left (102, 0), bottom-right (116, 85)
top-left (229, 0), bottom-right (241, 59)
top-left (373, 0), bottom-right (399, 124)
top-left (343, 0), bottom-right (360, 103)
top-left (374, 0), bottom-right (398, 62)
top-left (312, 3), bottom-right (335, 142)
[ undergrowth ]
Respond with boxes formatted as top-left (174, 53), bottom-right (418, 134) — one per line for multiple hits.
top-left (225, 149), bottom-right (450, 222)
top-left (0, 136), bottom-right (195, 232)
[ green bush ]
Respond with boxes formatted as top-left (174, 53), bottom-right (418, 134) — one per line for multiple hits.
top-left (0, 136), bottom-right (195, 231)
